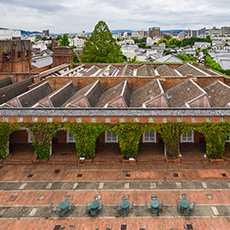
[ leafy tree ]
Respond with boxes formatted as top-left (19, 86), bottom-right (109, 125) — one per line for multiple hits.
top-left (164, 35), bottom-right (171, 40)
top-left (81, 21), bottom-right (124, 63)
top-left (60, 34), bottom-right (69, 46)
top-left (164, 49), bottom-right (172, 55)
top-left (56, 35), bottom-right (62, 41)
top-left (72, 51), bottom-right (80, 63)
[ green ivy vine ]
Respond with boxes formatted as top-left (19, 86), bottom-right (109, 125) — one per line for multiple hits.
top-left (0, 121), bottom-right (229, 160)
top-left (0, 122), bottom-right (19, 159)
top-left (21, 122), bottom-right (63, 160)
top-left (64, 121), bottom-right (108, 159)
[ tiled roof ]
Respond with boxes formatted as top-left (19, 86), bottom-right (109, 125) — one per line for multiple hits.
top-left (33, 81), bottom-right (76, 107)
top-left (62, 80), bottom-right (104, 107)
top-left (156, 65), bottom-right (178, 76)
top-left (165, 79), bottom-right (210, 107)
top-left (0, 81), bottom-right (53, 108)
top-left (136, 64), bottom-right (155, 76)
top-left (130, 79), bottom-right (167, 107)
top-left (0, 75), bottom-right (13, 89)
top-left (204, 80), bottom-right (230, 107)
top-left (0, 77), bottom-right (33, 105)
top-left (96, 81), bottom-right (131, 107)
top-left (177, 63), bottom-right (207, 76)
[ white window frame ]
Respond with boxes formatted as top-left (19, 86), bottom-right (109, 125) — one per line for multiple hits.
top-left (67, 131), bottom-right (76, 143)
top-left (91, 117), bottom-right (96, 123)
top-left (105, 117), bottom-right (110, 123)
top-left (181, 130), bottom-right (194, 143)
top-left (120, 117), bottom-right (125, 122)
top-left (3, 116), bottom-right (8, 122)
top-left (143, 131), bottom-right (156, 143)
top-left (163, 117), bottom-right (168, 123)
top-left (18, 116), bottom-right (23, 122)
top-left (221, 117), bottom-right (225, 122)
top-left (192, 117), bottom-right (197, 123)
top-left (105, 131), bottom-right (118, 143)
top-left (177, 117), bottom-right (182, 122)
top-left (28, 133), bottom-right (33, 143)
top-left (206, 117), bottom-right (211, 122)
top-left (134, 117), bottom-right (139, 122)
top-left (226, 131), bottom-right (230, 142)
top-left (62, 117), bottom-right (67, 122)
top-left (47, 117), bottom-right (53, 122)
top-left (148, 117), bottom-right (154, 123)
top-left (33, 117), bottom-right (38, 122)
top-left (76, 117), bottom-right (82, 122)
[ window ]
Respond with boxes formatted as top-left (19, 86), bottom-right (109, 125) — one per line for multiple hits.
top-left (143, 131), bottom-right (156, 143)
top-left (91, 117), bottom-right (96, 122)
top-left (192, 117), bottom-right (197, 123)
top-left (221, 117), bottom-right (225, 122)
top-left (18, 117), bottom-right (23, 122)
top-left (47, 117), bottom-right (53, 122)
top-left (226, 131), bottom-right (230, 142)
top-left (33, 117), bottom-right (38, 122)
top-left (28, 133), bottom-right (33, 143)
top-left (62, 117), bottom-right (67, 122)
top-left (76, 117), bottom-right (82, 122)
top-left (163, 117), bottom-right (168, 123)
top-left (67, 131), bottom-right (76, 143)
top-left (120, 117), bottom-right (125, 122)
top-left (181, 131), bottom-right (194, 143)
top-left (177, 117), bottom-right (182, 122)
top-left (105, 117), bottom-right (110, 123)
top-left (105, 131), bottom-right (118, 143)
top-left (206, 117), bottom-right (211, 122)
top-left (148, 117), bottom-right (154, 123)
top-left (3, 116), bottom-right (8, 122)
top-left (134, 117), bottom-right (139, 122)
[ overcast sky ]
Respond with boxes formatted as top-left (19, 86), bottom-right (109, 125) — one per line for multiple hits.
top-left (0, 0), bottom-right (229, 34)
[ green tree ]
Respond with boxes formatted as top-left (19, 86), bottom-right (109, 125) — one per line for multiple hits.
top-left (164, 49), bottom-right (172, 55)
top-left (80, 21), bottom-right (124, 63)
top-left (60, 34), bottom-right (70, 46)
top-left (164, 35), bottom-right (171, 40)
top-left (56, 35), bottom-right (62, 41)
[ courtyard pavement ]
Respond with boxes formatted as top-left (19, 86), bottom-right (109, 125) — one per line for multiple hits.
top-left (0, 154), bottom-right (230, 230)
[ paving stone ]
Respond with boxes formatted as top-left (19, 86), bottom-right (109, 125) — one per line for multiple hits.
top-left (211, 207), bottom-right (219, 216)
top-left (72, 183), bottom-right (78, 190)
top-left (19, 183), bottom-right (27, 190)
top-left (98, 182), bottom-right (104, 189)
top-left (46, 183), bottom-right (53, 189)
top-left (124, 183), bottom-right (130, 189)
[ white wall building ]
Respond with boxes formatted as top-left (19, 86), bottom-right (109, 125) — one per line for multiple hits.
top-left (0, 29), bottom-right (21, 40)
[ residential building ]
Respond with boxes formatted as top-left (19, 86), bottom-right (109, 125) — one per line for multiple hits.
top-left (0, 28), bottom-right (21, 40)
top-left (149, 27), bottom-right (162, 38)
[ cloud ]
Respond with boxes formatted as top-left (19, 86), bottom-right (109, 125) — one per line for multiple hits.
top-left (0, 0), bottom-right (229, 33)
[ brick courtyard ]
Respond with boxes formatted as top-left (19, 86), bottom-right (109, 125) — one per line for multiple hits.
top-left (0, 149), bottom-right (230, 230)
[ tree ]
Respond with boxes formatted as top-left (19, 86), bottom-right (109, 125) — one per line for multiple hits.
top-left (72, 51), bottom-right (80, 63)
top-left (164, 35), bottom-right (171, 40)
top-left (80, 21), bottom-right (124, 63)
top-left (60, 34), bottom-right (69, 46)
top-left (56, 35), bottom-right (62, 41)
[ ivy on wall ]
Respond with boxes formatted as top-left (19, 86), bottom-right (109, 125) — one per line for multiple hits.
top-left (0, 122), bottom-right (19, 159)
top-left (64, 121), bottom-right (108, 159)
top-left (0, 121), bottom-right (229, 160)
top-left (22, 122), bottom-right (63, 160)
top-left (111, 122), bottom-right (156, 159)
top-left (158, 122), bottom-right (193, 159)
top-left (194, 122), bottom-right (229, 159)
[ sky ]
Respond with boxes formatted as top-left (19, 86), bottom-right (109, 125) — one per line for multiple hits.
top-left (0, 0), bottom-right (230, 34)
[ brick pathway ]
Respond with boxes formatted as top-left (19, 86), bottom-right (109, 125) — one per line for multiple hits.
top-left (0, 154), bottom-right (230, 230)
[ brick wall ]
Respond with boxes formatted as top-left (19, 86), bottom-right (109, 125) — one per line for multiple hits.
top-left (10, 130), bottom-right (28, 143)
